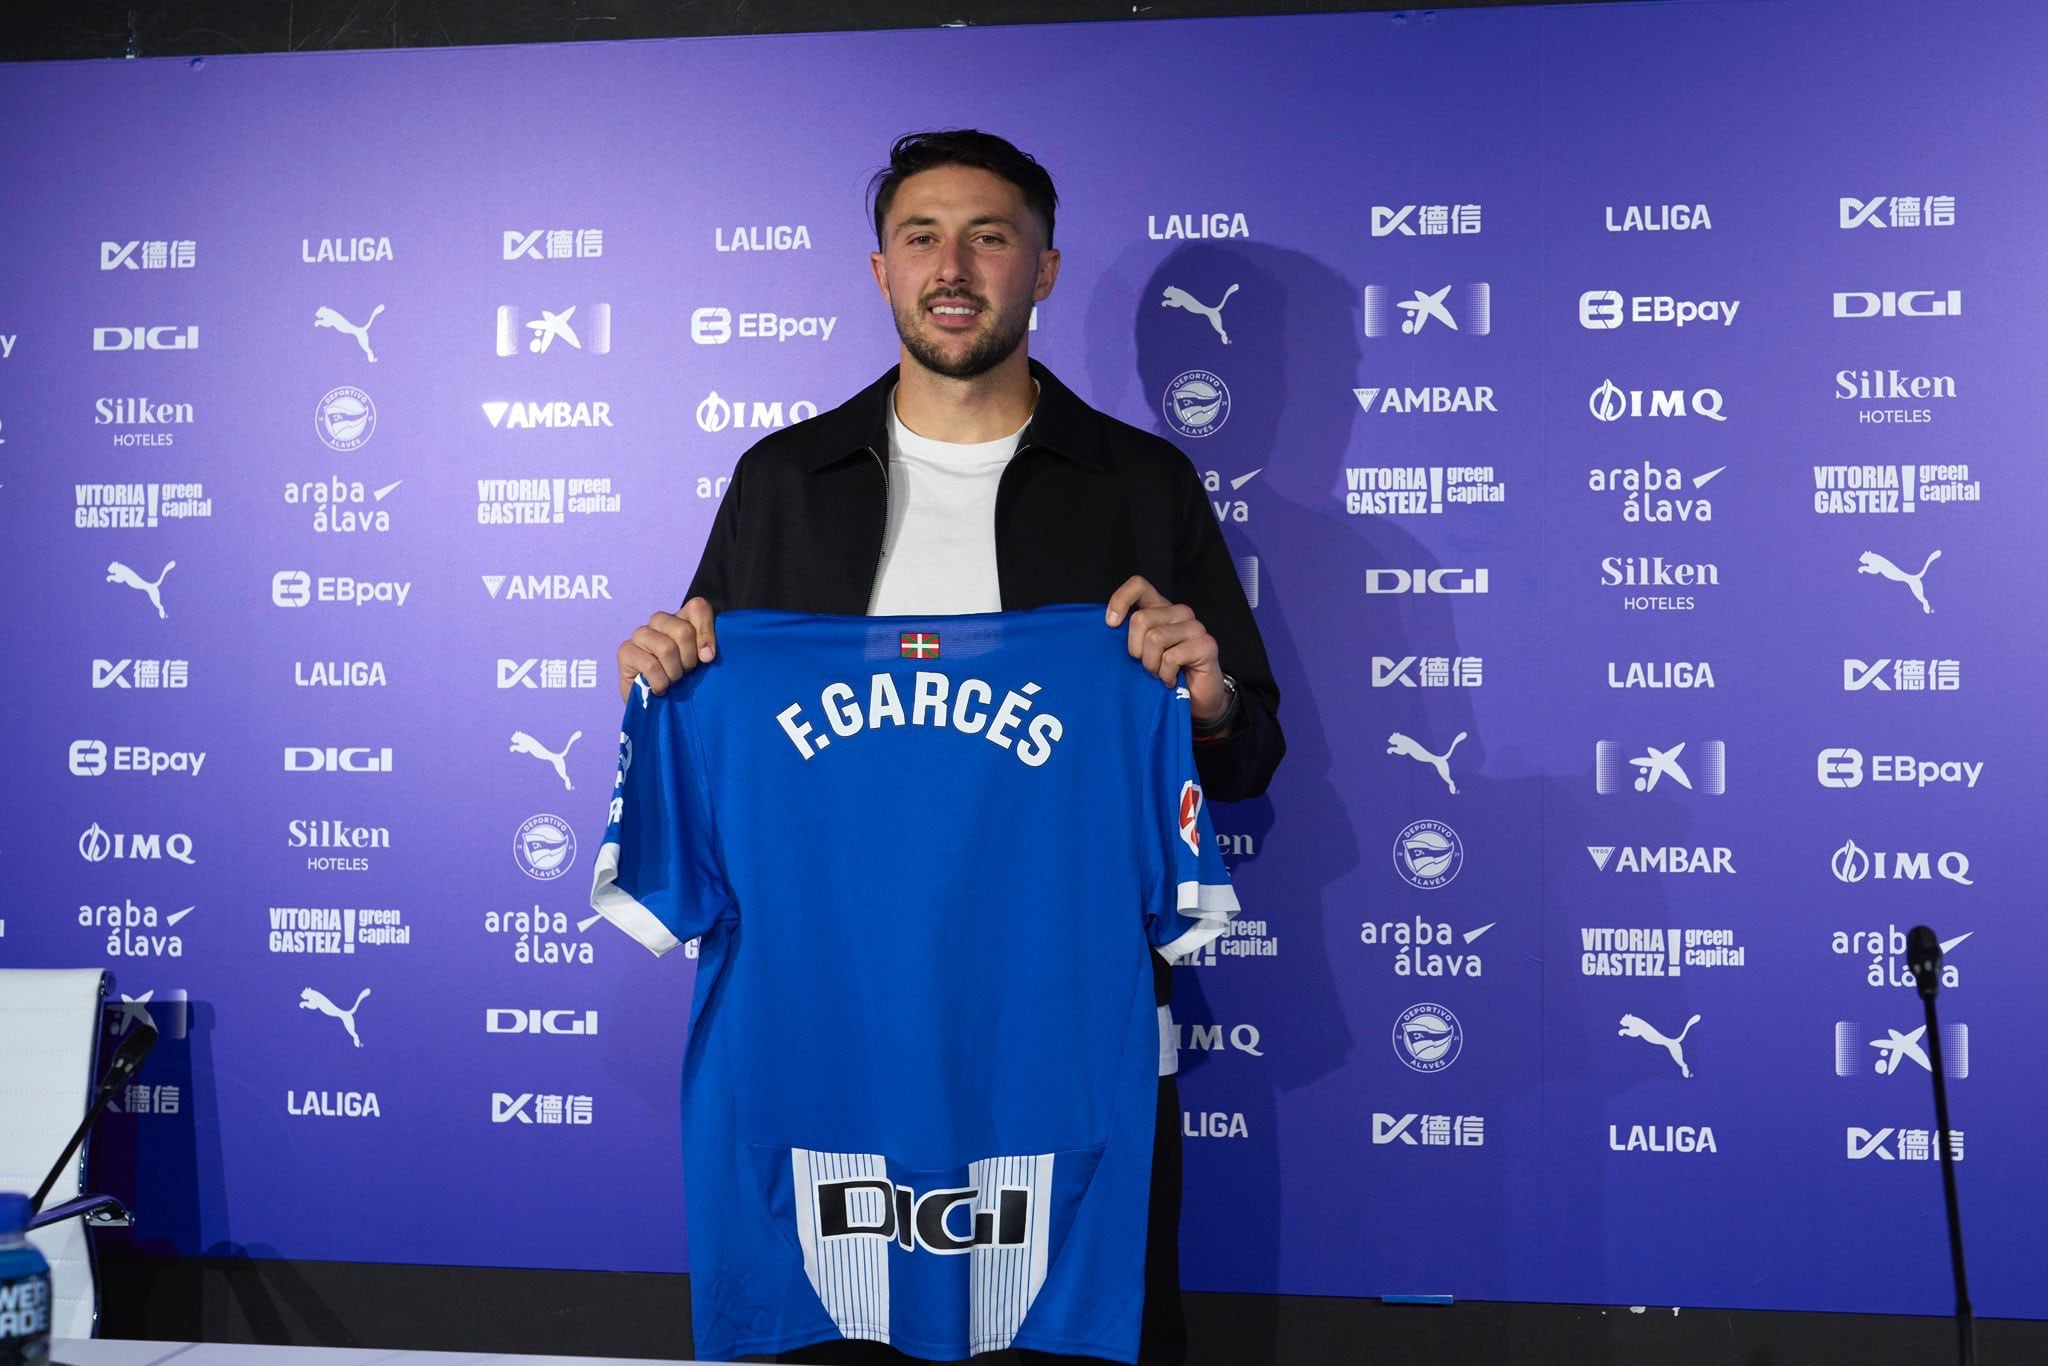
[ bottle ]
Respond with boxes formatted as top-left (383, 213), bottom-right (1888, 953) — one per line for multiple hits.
top-left (0, 1193), bottom-right (50, 1366)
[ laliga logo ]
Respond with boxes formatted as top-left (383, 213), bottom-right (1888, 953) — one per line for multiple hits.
top-left (1835, 290), bottom-right (1961, 319)
top-left (94, 326), bottom-right (199, 352)
top-left (285, 746), bottom-right (393, 773)
top-left (486, 1008), bottom-right (598, 1036)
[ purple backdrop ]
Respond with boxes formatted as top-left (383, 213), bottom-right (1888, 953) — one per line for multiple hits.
top-left (1, 0), bottom-right (2043, 1321)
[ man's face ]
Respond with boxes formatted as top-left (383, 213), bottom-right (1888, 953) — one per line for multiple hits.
top-left (871, 164), bottom-right (1059, 380)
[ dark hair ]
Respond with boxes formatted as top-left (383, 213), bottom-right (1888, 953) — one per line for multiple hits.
top-left (868, 130), bottom-right (1059, 249)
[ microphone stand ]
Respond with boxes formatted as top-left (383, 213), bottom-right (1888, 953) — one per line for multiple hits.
top-left (1913, 930), bottom-right (1975, 1366)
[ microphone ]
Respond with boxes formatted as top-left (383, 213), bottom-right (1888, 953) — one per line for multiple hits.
top-left (1908, 924), bottom-right (1943, 1001)
top-left (30, 1023), bottom-right (156, 1215)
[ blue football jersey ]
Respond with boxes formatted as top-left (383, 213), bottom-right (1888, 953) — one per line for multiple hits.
top-left (590, 605), bottom-right (1239, 1363)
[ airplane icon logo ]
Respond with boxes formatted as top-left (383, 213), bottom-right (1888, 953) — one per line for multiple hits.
top-left (497, 304), bottom-right (611, 357)
top-left (1835, 1022), bottom-right (1968, 1078)
top-left (1596, 739), bottom-right (1727, 795)
top-left (1364, 283), bottom-right (1492, 338)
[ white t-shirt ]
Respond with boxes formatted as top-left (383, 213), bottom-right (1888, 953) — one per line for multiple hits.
top-left (865, 396), bottom-right (1026, 617)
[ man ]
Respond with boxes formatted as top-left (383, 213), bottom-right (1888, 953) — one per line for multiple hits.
top-left (615, 130), bottom-right (1283, 1364)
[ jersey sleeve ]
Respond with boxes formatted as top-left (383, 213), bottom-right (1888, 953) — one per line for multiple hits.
top-left (1148, 684), bottom-right (1241, 963)
top-left (589, 683), bottom-right (736, 955)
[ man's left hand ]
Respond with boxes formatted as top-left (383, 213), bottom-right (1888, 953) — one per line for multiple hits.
top-left (1106, 575), bottom-right (1231, 727)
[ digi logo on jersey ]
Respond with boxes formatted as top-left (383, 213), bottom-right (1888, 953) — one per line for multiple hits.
top-left (102, 240), bottom-right (197, 270)
top-left (284, 746), bottom-right (393, 774)
top-left (94, 326), bottom-right (199, 352)
top-left (1371, 204), bottom-right (1482, 236)
top-left (503, 228), bottom-right (603, 260)
top-left (272, 571), bottom-right (412, 608)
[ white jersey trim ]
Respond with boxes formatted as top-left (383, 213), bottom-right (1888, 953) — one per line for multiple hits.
top-left (1156, 879), bottom-right (1240, 964)
top-left (590, 840), bottom-right (684, 956)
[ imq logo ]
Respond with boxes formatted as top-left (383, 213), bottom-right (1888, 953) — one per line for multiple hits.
top-left (1834, 291), bottom-right (1962, 319)
top-left (1831, 839), bottom-right (1972, 886)
top-left (285, 746), bottom-right (393, 774)
top-left (486, 1008), bottom-right (598, 1036)
top-left (696, 392), bottom-right (818, 433)
top-left (1365, 568), bottom-right (1489, 595)
top-left (94, 326), bottom-right (199, 352)
top-left (1589, 379), bottom-right (1725, 422)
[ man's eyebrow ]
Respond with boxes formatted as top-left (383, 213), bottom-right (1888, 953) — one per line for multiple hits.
top-left (892, 214), bottom-right (1020, 234)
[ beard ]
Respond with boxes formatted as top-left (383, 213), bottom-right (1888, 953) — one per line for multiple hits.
top-left (893, 289), bottom-right (1032, 380)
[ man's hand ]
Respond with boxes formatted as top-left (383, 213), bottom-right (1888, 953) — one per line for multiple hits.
top-left (616, 598), bottom-right (717, 702)
top-left (1105, 575), bottom-right (1230, 726)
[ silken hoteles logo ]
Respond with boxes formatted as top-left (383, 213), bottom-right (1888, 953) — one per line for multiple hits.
top-left (300, 986), bottom-right (373, 1048)
top-left (75, 482), bottom-right (213, 529)
top-left (515, 813), bottom-right (577, 881)
top-left (1601, 555), bottom-right (1720, 613)
top-left (1371, 203), bottom-right (1482, 237)
top-left (1838, 367), bottom-right (1958, 428)
top-left (101, 240), bottom-right (197, 270)
top-left (511, 729), bottom-right (581, 790)
top-left (97, 395), bottom-right (195, 447)
top-left (1595, 739), bottom-right (1726, 796)
top-left (492, 1092), bottom-right (595, 1125)
top-left (1386, 731), bottom-right (1467, 796)
top-left (1162, 371), bottom-right (1230, 439)
top-left (1160, 283), bottom-right (1240, 344)
top-left (1834, 925), bottom-right (1968, 991)
top-left (482, 573), bottom-right (613, 602)
top-left (495, 655), bottom-right (598, 688)
top-left (78, 822), bottom-right (195, 865)
top-left (1870, 856), bottom-right (1975, 922)
top-left (503, 228), bottom-right (603, 260)
top-left (1146, 210), bottom-right (1249, 241)
top-left (313, 305), bottom-right (384, 362)
top-left (477, 479), bottom-right (621, 525)
top-left (1581, 925), bottom-right (1747, 977)
top-left (316, 386), bottom-right (376, 451)
top-left (92, 658), bottom-right (189, 690)
top-left (716, 223), bottom-right (812, 252)
top-left (68, 740), bottom-right (206, 778)
top-left (1362, 283), bottom-right (1490, 338)
top-left (1846, 1127), bottom-right (1963, 1162)
top-left (1372, 655), bottom-right (1483, 689)
top-left (1605, 202), bottom-right (1711, 232)
top-left (1618, 1011), bottom-right (1702, 1078)
top-left (1393, 819), bottom-right (1462, 890)
top-left (93, 325), bottom-right (199, 352)
top-left (284, 745), bottom-right (394, 774)
top-left (1857, 548), bottom-right (1942, 615)
top-left (1588, 379), bottom-right (1725, 422)
top-left (1607, 660), bottom-right (1714, 689)
top-left (1352, 385), bottom-right (1497, 416)
top-left (1815, 748), bottom-right (1983, 791)
top-left (1834, 290), bottom-right (1962, 319)
top-left (689, 306), bottom-right (837, 344)
top-left (1835, 1022), bottom-right (1968, 1078)
top-left (105, 559), bottom-right (176, 619)
top-left (486, 1008), bottom-right (598, 1036)
top-left (1364, 567), bottom-right (1489, 595)
top-left (1392, 1003), bottom-right (1463, 1073)
top-left (480, 399), bottom-right (613, 429)
top-left (1344, 465), bottom-right (1506, 516)
top-left (1814, 462), bottom-right (1980, 515)
top-left (696, 393), bottom-right (819, 434)
top-left (1843, 657), bottom-right (1961, 693)
top-left (1586, 845), bottom-right (1736, 875)
top-left (1372, 1112), bottom-right (1487, 1148)
top-left (1357, 916), bottom-right (1493, 978)
top-left (303, 235), bottom-right (394, 264)
top-left (1840, 196), bottom-right (1956, 230)
top-left (490, 904), bottom-right (604, 966)
top-left (271, 570), bottom-right (412, 608)
top-left (288, 818), bottom-right (393, 874)
top-left (270, 906), bottom-right (409, 955)
top-left (285, 475), bottom-right (402, 535)
top-left (497, 304), bottom-right (612, 357)
top-left (1578, 291), bottom-right (1740, 330)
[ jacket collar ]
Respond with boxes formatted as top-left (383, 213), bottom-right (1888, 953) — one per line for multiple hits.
top-left (802, 357), bottom-right (1110, 473)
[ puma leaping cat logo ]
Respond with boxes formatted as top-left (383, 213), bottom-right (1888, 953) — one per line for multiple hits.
top-left (301, 987), bottom-right (372, 1048)
top-left (1858, 549), bottom-right (1941, 615)
top-left (510, 729), bottom-right (582, 791)
top-left (1160, 284), bottom-right (1240, 345)
top-left (107, 560), bottom-right (176, 618)
top-left (314, 305), bottom-right (384, 362)
top-left (1388, 731), bottom-right (1467, 795)
top-left (1620, 1012), bottom-right (1700, 1078)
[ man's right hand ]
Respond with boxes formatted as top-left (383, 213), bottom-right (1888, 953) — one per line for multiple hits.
top-left (616, 598), bottom-right (717, 701)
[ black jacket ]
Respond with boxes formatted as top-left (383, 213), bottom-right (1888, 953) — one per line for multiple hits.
top-left (688, 359), bottom-right (1284, 803)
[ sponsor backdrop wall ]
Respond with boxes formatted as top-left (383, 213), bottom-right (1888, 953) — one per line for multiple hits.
top-left (2, 0), bottom-right (2043, 1324)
